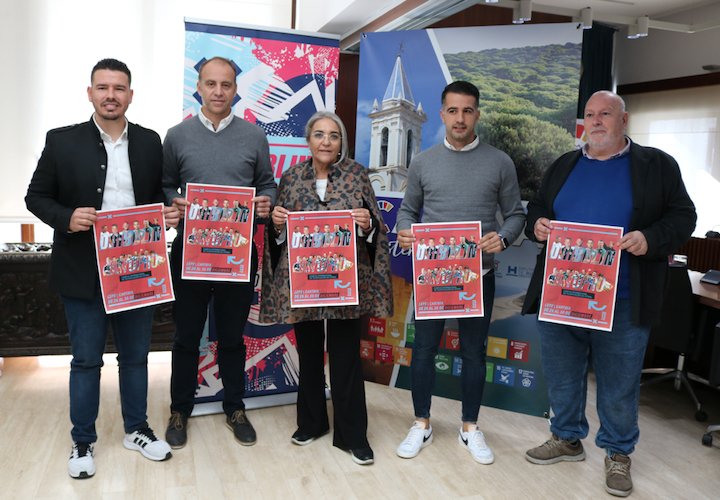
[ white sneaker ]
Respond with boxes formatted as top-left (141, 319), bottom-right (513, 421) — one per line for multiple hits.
top-left (397, 421), bottom-right (433, 458)
top-left (459, 425), bottom-right (494, 464)
top-left (68, 441), bottom-right (95, 479)
top-left (123, 426), bottom-right (172, 461)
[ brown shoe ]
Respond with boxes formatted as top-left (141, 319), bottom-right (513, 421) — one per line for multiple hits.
top-left (604, 453), bottom-right (632, 497)
top-left (525, 434), bottom-right (586, 464)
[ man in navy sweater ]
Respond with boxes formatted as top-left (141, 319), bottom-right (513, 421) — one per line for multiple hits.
top-left (522, 91), bottom-right (696, 498)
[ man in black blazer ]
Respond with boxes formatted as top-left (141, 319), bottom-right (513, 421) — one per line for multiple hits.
top-left (521, 91), bottom-right (696, 498)
top-left (25, 58), bottom-right (179, 479)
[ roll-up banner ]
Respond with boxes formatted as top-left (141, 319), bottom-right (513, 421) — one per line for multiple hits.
top-left (183, 19), bottom-right (339, 414)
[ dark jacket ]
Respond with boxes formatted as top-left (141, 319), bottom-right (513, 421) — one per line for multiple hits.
top-left (25, 118), bottom-right (165, 300)
top-left (259, 158), bottom-right (394, 324)
top-left (521, 141), bottom-right (696, 327)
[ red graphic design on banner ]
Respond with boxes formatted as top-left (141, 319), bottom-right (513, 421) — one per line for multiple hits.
top-left (368, 317), bottom-right (386, 337)
top-left (182, 183), bottom-right (255, 282)
top-left (539, 221), bottom-right (623, 332)
top-left (287, 210), bottom-right (359, 308)
top-left (412, 221), bottom-right (484, 320)
top-left (509, 340), bottom-right (529, 362)
top-left (93, 203), bottom-right (174, 313)
top-left (375, 343), bottom-right (393, 363)
top-left (443, 329), bottom-right (460, 351)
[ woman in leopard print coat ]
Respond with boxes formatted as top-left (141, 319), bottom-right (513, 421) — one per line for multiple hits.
top-left (260, 111), bottom-right (393, 465)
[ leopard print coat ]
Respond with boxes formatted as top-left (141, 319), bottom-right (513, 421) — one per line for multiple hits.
top-left (259, 158), bottom-right (393, 324)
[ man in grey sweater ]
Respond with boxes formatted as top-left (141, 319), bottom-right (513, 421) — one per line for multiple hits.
top-left (162, 57), bottom-right (277, 449)
top-left (395, 81), bottom-right (525, 464)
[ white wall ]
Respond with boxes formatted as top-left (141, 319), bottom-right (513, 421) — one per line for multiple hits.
top-left (0, 0), bottom-right (291, 238)
top-left (614, 2), bottom-right (720, 86)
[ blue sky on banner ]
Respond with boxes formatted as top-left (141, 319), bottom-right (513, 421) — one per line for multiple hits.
top-left (355, 30), bottom-right (448, 168)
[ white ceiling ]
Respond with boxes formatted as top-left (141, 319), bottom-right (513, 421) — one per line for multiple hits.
top-left (539, 0), bottom-right (716, 19)
top-left (305, 0), bottom-right (720, 50)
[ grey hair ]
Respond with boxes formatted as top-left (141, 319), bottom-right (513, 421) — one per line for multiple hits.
top-left (305, 111), bottom-right (349, 165)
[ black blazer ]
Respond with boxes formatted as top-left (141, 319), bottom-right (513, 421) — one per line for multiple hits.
top-left (25, 118), bottom-right (165, 300)
top-left (521, 141), bottom-right (696, 327)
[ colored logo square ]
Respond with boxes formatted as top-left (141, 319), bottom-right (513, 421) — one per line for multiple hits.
top-left (406, 323), bottom-right (416, 343)
top-left (369, 317), bottom-right (386, 337)
top-left (394, 346), bottom-right (412, 367)
top-left (387, 320), bottom-right (403, 339)
top-left (517, 368), bottom-right (537, 390)
top-left (434, 353), bottom-right (452, 374)
top-left (486, 362), bottom-right (494, 382)
top-left (509, 340), bottom-right (529, 362)
top-left (494, 364), bottom-right (515, 386)
top-left (452, 356), bottom-right (462, 376)
top-left (375, 343), bottom-right (393, 363)
top-left (360, 339), bottom-right (375, 360)
top-left (443, 328), bottom-right (460, 351)
top-left (487, 336), bottom-right (508, 359)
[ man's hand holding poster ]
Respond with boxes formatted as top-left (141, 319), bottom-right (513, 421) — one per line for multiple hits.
top-left (539, 221), bottom-right (623, 332)
top-left (182, 183), bottom-right (255, 282)
top-left (287, 210), bottom-right (359, 308)
top-left (412, 221), bottom-right (484, 320)
top-left (93, 203), bottom-right (174, 313)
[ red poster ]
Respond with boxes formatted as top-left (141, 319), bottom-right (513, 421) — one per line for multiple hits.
top-left (538, 221), bottom-right (623, 332)
top-left (93, 203), bottom-right (174, 314)
top-left (182, 183), bottom-right (255, 282)
top-left (286, 210), bottom-right (359, 308)
top-left (412, 221), bottom-right (484, 320)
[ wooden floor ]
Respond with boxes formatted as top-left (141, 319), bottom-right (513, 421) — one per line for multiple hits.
top-left (0, 354), bottom-right (718, 500)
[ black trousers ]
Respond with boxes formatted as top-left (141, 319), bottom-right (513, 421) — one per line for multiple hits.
top-left (169, 234), bottom-right (257, 417)
top-left (294, 318), bottom-right (369, 450)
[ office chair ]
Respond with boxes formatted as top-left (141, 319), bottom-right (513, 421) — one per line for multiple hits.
top-left (702, 321), bottom-right (720, 445)
top-left (641, 264), bottom-right (707, 421)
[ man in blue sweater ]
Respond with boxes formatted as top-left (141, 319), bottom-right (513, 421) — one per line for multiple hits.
top-left (522, 90), bottom-right (696, 497)
top-left (162, 57), bottom-right (276, 449)
top-left (395, 81), bottom-right (525, 465)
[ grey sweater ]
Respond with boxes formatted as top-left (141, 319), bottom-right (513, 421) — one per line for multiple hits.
top-left (162, 115), bottom-right (277, 206)
top-left (397, 141), bottom-right (525, 270)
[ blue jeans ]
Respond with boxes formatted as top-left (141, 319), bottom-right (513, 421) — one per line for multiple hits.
top-left (62, 289), bottom-right (155, 442)
top-left (536, 298), bottom-right (650, 456)
top-left (411, 271), bottom-right (495, 423)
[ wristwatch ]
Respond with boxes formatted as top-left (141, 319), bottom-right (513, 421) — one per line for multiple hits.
top-left (498, 234), bottom-right (509, 250)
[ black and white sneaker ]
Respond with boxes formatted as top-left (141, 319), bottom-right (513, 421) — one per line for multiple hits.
top-left (123, 426), bottom-right (172, 461)
top-left (68, 441), bottom-right (95, 479)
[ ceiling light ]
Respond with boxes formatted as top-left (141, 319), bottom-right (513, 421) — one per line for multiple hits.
top-left (627, 24), bottom-right (639, 39)
top-left (484, 0), bottom-right (499, 3)
top-left (581, 8), bottom-right (593, 30)
top-left (520, 0), bottom-right (532, 22)
top-left (513, 7), bottom-right (523, 24)
top-left (637, 16), bottom-right (649, 37)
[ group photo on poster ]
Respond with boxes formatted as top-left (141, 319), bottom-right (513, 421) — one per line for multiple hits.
top-left (412, 222), bottom-right (484, 320)
top-left (538, 221), bottom-right (623, 331)
top-left (181, 183), bottom-right (255, 282)
top-left (93, 203), bottom-right (174, 313)
top-left (286, 210), bottom-right (359, 308)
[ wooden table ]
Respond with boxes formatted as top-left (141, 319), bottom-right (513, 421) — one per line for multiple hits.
top-left (688, 270), bottom-right (720, 386)
top-left (688, 270), bottom-right (720, 309)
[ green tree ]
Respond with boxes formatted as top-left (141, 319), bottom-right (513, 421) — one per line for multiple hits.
top-left (476, 112), bottom-right (574, 200)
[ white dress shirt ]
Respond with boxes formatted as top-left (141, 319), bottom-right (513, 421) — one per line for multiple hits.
top-left (94, 115), bottom-right (135, 210)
